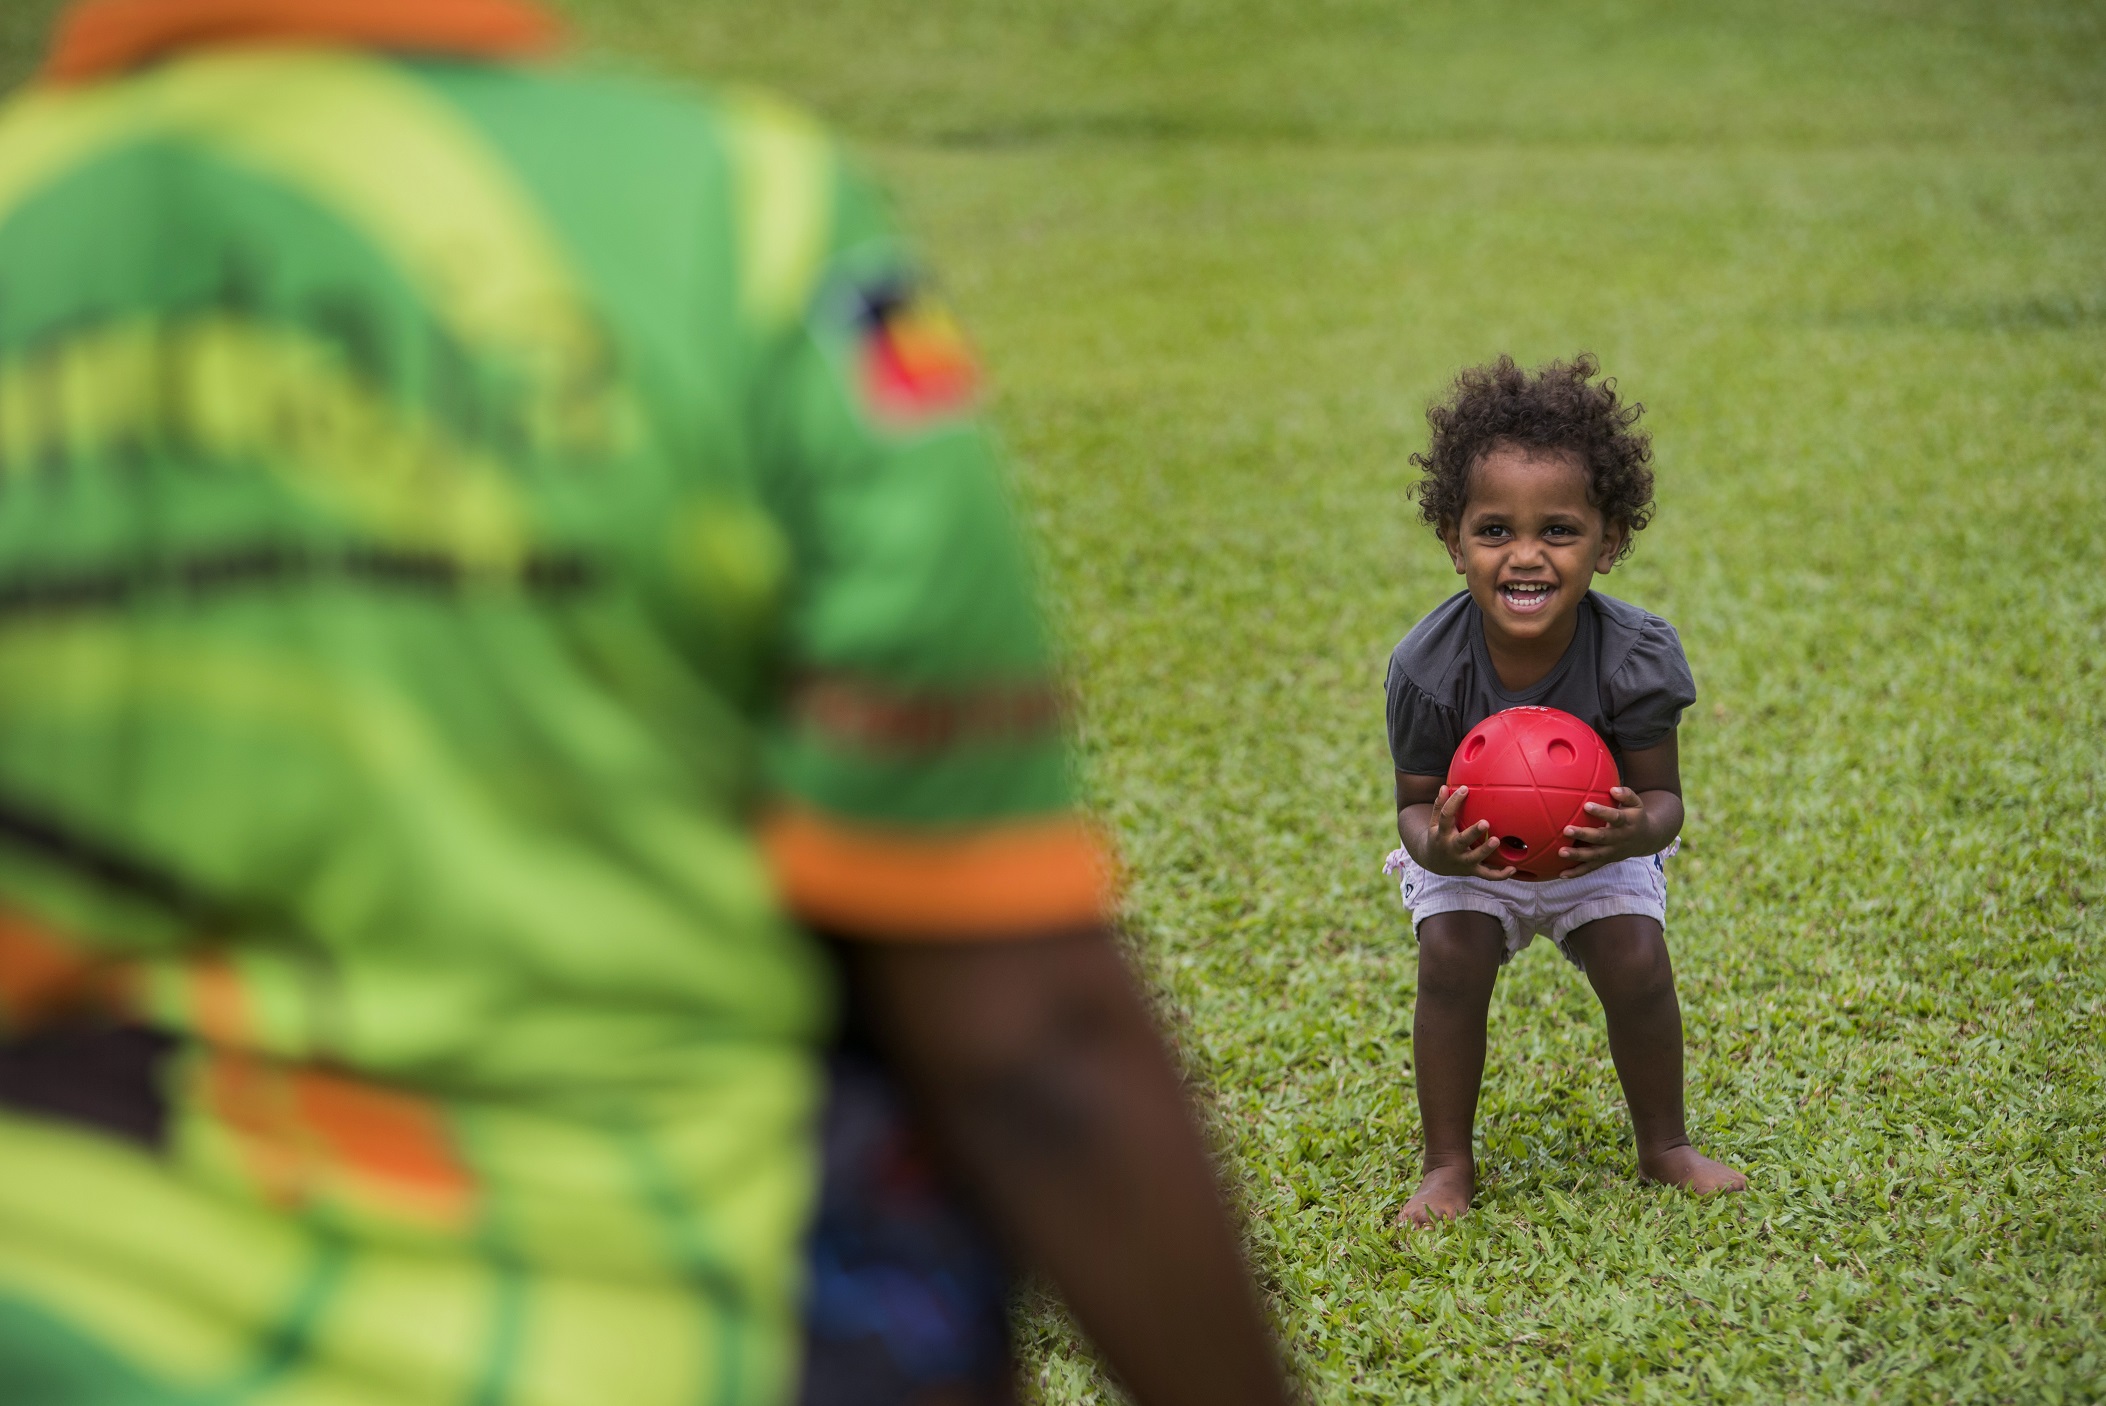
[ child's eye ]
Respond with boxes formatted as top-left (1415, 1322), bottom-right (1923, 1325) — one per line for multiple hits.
top-left (1480, 524), bottom-right (1511, 539)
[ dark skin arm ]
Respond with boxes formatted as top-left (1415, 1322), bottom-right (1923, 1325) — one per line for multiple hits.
top-left (1395, 731), bottom-right (1684, 879)
top-left (844, 928), bottom-right (1292, 1406)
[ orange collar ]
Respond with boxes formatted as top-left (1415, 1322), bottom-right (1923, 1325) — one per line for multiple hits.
top-left (43, 0), bottom-right (564, 85)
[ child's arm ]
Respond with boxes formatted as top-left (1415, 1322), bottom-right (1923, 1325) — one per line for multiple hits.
top-left (1395, 770), bottom-right (1518, 879)
top-left (1557, 731), bottom-right (1685, 877)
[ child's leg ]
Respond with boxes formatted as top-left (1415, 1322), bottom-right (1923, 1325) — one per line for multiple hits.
top-left (1398, 911), bottom-right (1506, 1227)
top-left (1563, 914), bottom-right (1746, 1194)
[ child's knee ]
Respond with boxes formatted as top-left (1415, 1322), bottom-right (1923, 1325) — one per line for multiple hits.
top-left (1573, 918), bottom-right (1673, 999)
top-left (1416, 913), bottom-right (1505, 996)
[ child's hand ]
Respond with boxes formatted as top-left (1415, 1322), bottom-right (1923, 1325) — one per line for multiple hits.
top-left (1558, 786), bottom-right (1652, 877)
top-left (1423, 785), bottom-right (1517, 880)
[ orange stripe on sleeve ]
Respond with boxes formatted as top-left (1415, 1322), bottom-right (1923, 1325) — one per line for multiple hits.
top-left (761, 806), bottom-right (1117, 940)
top-left (43, 0), bottom-right (563, 85)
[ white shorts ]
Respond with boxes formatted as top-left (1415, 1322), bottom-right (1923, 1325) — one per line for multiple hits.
top-left (1382, 843), bottom-right (1674, 970)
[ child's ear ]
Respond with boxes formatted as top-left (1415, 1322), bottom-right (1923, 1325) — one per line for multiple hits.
top-left (1595, 520), bottom-right (1629, 573)
top-left (1441, 523), bottom-right (1466, 573)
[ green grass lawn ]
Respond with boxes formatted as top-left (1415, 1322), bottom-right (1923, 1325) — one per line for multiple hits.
top-left (7, 2), bottom-right (2104, 1400)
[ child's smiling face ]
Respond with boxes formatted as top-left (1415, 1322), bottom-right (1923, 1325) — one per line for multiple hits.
top-left (1442, 443), bottom-right (1627, 653)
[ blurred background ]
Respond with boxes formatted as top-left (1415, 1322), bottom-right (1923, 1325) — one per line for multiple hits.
top-left (4, 2), bottom-right (2101, 1401)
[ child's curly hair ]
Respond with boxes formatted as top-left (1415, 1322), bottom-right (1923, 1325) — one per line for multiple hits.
top-left (1409, 353), bottom-right (1655, 561)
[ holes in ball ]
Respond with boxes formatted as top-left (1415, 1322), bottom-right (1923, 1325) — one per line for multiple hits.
top-left (1548, 739), bottom-right (1575, 764)
top-left (1498, 836), bottom-right (1529, 857)
top-left (1464, 735), bottom-right (1487, 762)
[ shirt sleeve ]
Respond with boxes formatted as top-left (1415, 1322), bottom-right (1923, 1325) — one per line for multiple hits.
top-left (1602, 618), bottom-right (1697, 752)
top-left (1385, 660), bottom-right (1463, 778)
top-left (742, 114), bottom-right (1111, 940)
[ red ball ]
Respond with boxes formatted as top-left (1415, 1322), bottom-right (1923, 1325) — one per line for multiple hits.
top-left (1445, 706), bottom-right (1619, 882)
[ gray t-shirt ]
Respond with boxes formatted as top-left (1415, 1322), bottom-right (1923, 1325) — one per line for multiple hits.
top-left (1385, 590), bottom-right (1696, 777)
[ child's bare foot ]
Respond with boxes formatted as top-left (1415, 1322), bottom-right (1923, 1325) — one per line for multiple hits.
top-left (1639, 1143), bottom-right (1747, 1195)
top-left (1395, 1161), bottom-right (1475, 1227)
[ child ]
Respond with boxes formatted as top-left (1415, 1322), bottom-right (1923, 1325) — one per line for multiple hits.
top-left (1382, 353), bottom-right (1745, 1227)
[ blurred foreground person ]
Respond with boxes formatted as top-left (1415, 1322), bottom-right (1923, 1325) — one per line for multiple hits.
top-left (0, 3), bottom-right (1291, 1404)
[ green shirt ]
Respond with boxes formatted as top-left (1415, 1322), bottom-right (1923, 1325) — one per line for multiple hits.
top-left (0, 25), bottom-right (1103, 1406)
